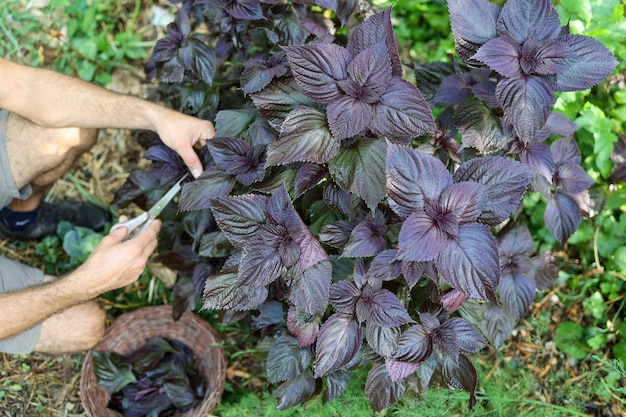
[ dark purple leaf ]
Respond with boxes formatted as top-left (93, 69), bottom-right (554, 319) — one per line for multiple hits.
top-left (295, 164), bottom-right (327, 198)
top-left (342, 218), bottom-right (386, 258)
top-left (544, 191), bottom-right (580, 243)
top-left (214, 109), bottom-right (257, 138)
top-left (329, 280), bottom-right (361, 313)
top-left (326, 95), bottom-right (374, 140)
top-left (223, 0), bottom-right (265, 20)
top-left (366, 324), bottom-right (400, 358)
top-left (434, 317), bottom-right (486, 361)
top-left (250, 77), bottom-right (319, 130)
top-left (440, 182), bottom-right (485, 224)
top-left (287, 306), bottom-right (320, 348)
top-left (172, 279), bottom-right (198, 321)
top-left (556, 34), bottom-right (618, 92)
top-left (499, 272), bottom-right (536, 318)
top-left (290, 260), bottom-right (331, 316)
top-left (179, 169), bottom-right (237, 212)
top-left (386, 143), bottom-right (453, 219)
top-left (367, 250), bottom-right (402, 282)
top-left (355, 288), bottom-right (414, 327)
top-left (414, 61), bottom-right (458, 101)
top-left (531, 250), bottom-right (558, 291)
top-left (448, 0), bottom-right (501, 64)
top-left (392, 324), bottom-right (432, 364)
top-left (344, 42), bottom-right (392, 104)
top-left (274, 370), bottom-right (316, 411)
top-left (538, 112), bottom-right (580, 140)
top-left (346, 9), bottom-right (402, 77)
top-left (453, 156), bottom-right (531, 225)
top-left (397, 210), bottom-right (450, 262)
top-left (206, 137), bottom-right (252, 174)
top-left (202, 272), bottom-right (268, 311)
top-left (437, 223), bottom-right (500, 303)
top-left (481, 304), bottom-right (516, 348)
top-left (554, 162), bottom-right (593, 195)
top-left (454, 99), bottom-right (509, 154)
top-left (253, 301), bottom-right (285, 330)
top-left (144, 144), bottom-right (186, 188)
top-left (440, 289), bottom-right (470, 313)
top-left (386, 360), bottom-right (420, 382)
top-left (551, 136), bottom-right (582, 165)
top-left (314, 313), bottom-right (363, 378)
top-left (372, 78), bottom-right (437, 139)
top-left (473, 36), bottom-right (521, 78)
top-left (323, 182), bottom-right (352, 216)
top-left (241, 54), bottom-right (289, 95)
top-left (434, 74), bottom-right (472, 104)
top-left (329, 139), bottom-right (387, 211)
top-left (520, 142), bottom-right (554, 180)
top-left (496, 76), bottom-right (554, 142)
top-left (522, 38), bottom-right (572, 76)
top-left (188, 38), bottom-right (216, 84)
top-left (267, 335), bottom-right (313, 384)
top-left (210, 194), bottom-right (268, 247)
top-left (319, 220), bottom-right (356, 248)
top-left (92, 351), bottom-right (137, 393)
top-left (284, 44), bottom-right (350, 104)
top-left (496, 0), bottom-right (561, 44)
top-left (498, 225), bottom-right (533, 258)
top-left (267, 106), bottom-right (339, 166)
top-left (323, 371), bottom-right (351, 403)
top-left (443, 355), bottom-right (478, 409)
top-left (401, 261), bottom-right (427, 289)
top-left (266, 187), bottom-right (303, 238)
top-left (365, 364), bottom-right (405, 412)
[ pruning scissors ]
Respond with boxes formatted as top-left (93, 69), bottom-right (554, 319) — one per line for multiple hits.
top-left (111, 175), bottom-right (186, 240)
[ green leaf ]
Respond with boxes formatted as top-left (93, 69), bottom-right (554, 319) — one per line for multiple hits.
top-left (582, 291), bottom-right (607, 320)
top-left (328, 139), bottom-right (387, 211)
top-left (92, 350), bottom-right (137, 393)
top-left (215, 109), bottom-right (258, 138)
top-left (613, 341), bottom-right (626, 364)
top-left (575, 104), bottom-right (617, 178)
top-left (198, 231), bottom-right (232, 258)
top-left (554, 321), bottom-right (588, 360)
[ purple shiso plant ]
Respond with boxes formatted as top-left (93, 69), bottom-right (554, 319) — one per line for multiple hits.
top-left (113, 0), bottom-right (617, 411)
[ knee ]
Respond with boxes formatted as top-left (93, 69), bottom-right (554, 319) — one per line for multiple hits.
top-left (80, 301), bottom-right (106, 349)
top-left (57, 127), bottom-right (98, 155)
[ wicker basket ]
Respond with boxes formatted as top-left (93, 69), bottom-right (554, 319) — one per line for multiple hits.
top-left (80, 305), bottom-right (226, 417)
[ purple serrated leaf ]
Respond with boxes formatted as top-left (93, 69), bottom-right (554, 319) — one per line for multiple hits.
top-left (531, 250), bottom-right (558, 291)
top-left (386, 143), bottom-right (453, 219)
top-left (210, 194), bottom-right (268, 246)
top-left (551, 137), bottom-right (582, 165)
top-left (481, 304), bottom-right (517, 348)
top-left (554, 162), bottom-right (594, 195)
top-left (266, 335), bottom-right (313, 384)
top-left (499, 273), bottom-right (536, 318)
top-left (520, 142), bottom-right (554, 181)
top-left (323, 370), bottom-right (351, 403)
top-left (496, 0), bottom-right (561, 44)
top-left (274, 370), bottom-right (316, 411)
top-left (284, 44), bottom-right (350, 104)
top-left (319, 220), bottom-right (356, 248)
top-left (365, 364), bottom-right (406, 412)
top-left (454, 99), bottom-right (508, 154)
top-left (267, 106), bottom-right (339, 166)
top-left (473, 35), bottom-right (521, 78)
top-left (496, 75), bottom-right (554, 142)
top-left (356, 288), bottom-right (414, 327)
top-left (437, 223), bottom-right (500, 303)
top-left (453, 156), bottom-right (531, 225)
top-left (345, 41), bottom-right (392, 104)
top-left (290, 260), bottom-right (331, 316)
top-left (367, 249), bottom-right (402, 282)
top-left (397, 210), bottom-right (450, 263)
top-left (439, 182), bottom-right (486, 224)
top-left (326, 95), bottom-right (374, 140)
top-left (346, 8), bottom-right (403, 77)
top-left (287, 306), bottom-right (320, 348)
top-left (329, 280), bottom-right (361, 313)
top-left (447, 0), bottom-right (501, 64)
top-left (443, 355), bottom-right (478, 409)
top-left (440, 289), bottom-right (470, 313)
top-left (366, 324), bottom-right (400, 358)
top-left (314, 313), bottom-right (363, 378)
top-left (434, 74), bottom-right (472, 105)
top-left (401, 261), bottom-right (427, 289)
top-left (556, 34), bottom-right (618, 92)
top-left (206, 137), bottom-right (252, 174)
top-left (544, 191), bottom-right (580, 243)
top-left (386, 360), bottom-right (420, 382)
top-left (250, 77), bottom-right (318, 130)
top-left (202, 272), bottom-right (268, 311)
top-left (179, 169), bottom-right (237, 212)
top-left (342, 219), bottom-right (387, 258)
top-left (392, 324), bottom-right (432, 363)
top-left (295, 163), bottom-right (327, 198)
top-left (238, 243), bottom-right (283, 287)
top-left (372, 78), bottom-right (437, 139)
top-left (498, 225), bottom-right (533, 258)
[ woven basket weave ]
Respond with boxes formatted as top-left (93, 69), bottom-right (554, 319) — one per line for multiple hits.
top-left (80, 305), bottom-right (226, 417)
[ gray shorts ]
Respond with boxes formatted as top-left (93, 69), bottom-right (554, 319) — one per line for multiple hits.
top-left (0, 109), bottom-right (43, 354)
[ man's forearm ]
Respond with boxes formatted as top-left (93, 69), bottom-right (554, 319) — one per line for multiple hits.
top-left (0, 58), bottom-right (173, 131)
top-left (0, 272), bottom-right (96, 340)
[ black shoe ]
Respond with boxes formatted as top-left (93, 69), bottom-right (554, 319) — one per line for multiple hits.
top-left (0, 201), bottom-right (112, 240)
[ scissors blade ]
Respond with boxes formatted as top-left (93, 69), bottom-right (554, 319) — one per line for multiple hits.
top-left (147, 175), bottom-right (186, 219)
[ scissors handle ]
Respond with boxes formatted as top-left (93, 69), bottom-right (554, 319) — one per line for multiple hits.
top-left (111, 212), bottom-right (153, 240)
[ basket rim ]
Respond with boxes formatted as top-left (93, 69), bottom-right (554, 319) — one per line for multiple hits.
top-left (79, 305), bottom-right (226, 417)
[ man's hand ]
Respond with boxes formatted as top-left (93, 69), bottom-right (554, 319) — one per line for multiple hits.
top-left (154, 110), bottom-right (215, 179)
top-left (73, 217), bottom-right (162, 296)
